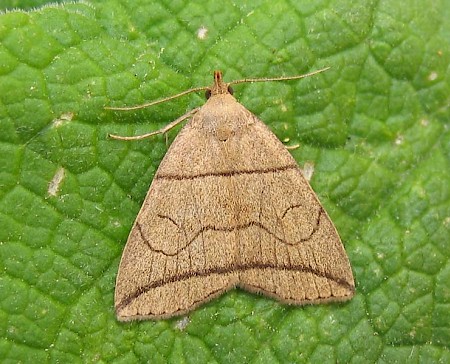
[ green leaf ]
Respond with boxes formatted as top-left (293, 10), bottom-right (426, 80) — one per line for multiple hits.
top-left (1, 0), bottom-right (449, 363)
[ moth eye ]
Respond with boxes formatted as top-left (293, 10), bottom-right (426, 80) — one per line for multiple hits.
top-left (205, 89), bottom-right (211, 99)
top-left (228, 86), bottom-right (234, 95)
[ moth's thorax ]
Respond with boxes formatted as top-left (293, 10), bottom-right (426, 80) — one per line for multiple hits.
top-left (193, 93), bottom-right (255, 141)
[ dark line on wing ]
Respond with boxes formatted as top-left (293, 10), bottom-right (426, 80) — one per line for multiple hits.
top-left (116, 263), bottom-right (354, 311)
top-left (157, 214), bottom-right (180, 228)
top-left (156, 164), bottom-right (298, 181)
top-left (138, 209), bottom-right (323, 256)
top-left (136, 223), bottom-right (154, 252)
top-left (282, 204), bottom-right (304, 219)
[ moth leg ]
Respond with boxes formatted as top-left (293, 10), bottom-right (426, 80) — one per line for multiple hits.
top-left (108, 107), bottom-right (200, 141)
top-left (285, 144), bottom-right (300, 150)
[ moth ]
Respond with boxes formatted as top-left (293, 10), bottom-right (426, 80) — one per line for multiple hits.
top-left (109, 69), bottom-right (354, 321)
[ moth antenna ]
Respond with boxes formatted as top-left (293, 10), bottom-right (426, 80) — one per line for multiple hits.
top-left (229, 67), bottom-right (330, 86)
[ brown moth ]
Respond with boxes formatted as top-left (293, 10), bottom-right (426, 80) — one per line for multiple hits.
top-left (109, 69), bottom-right (354, 321)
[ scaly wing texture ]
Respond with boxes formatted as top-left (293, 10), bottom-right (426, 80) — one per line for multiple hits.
top-left (115, 95), bottom-right (354, 320)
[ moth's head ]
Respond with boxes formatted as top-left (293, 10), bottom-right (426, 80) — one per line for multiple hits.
top-left (205, 70), bottom-right (234, 99)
